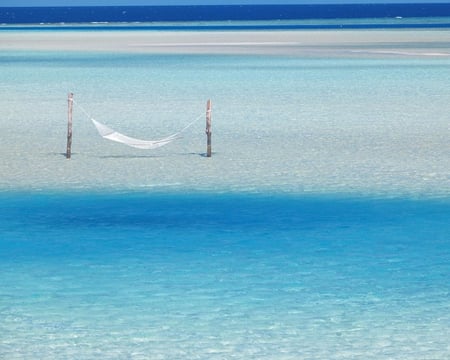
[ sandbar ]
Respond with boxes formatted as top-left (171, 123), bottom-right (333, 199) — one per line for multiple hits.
top-left (1, 29), bottom-right (450, 57)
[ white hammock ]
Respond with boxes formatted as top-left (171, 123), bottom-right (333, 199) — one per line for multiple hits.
top-left (91, 119), bottom-right (182, 150)
top-left (74, 100), bottom-right (202, 150)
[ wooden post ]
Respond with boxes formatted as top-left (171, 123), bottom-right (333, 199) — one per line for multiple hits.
top-left (206, 99), bottom-right (212, 157)
top-left (66, 92), bottom-right (74, 159)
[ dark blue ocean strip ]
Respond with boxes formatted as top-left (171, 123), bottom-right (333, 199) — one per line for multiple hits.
top-left (1, 191), bottom-right (449, 232)
top-left (1, 4), bottom-right (450, 24)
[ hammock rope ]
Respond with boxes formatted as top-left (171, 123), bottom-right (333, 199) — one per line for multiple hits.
top-left (73, 100), bottom-right (204, 150)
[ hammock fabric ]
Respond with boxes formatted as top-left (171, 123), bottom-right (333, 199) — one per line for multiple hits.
top-left (91, 119), bottom-right (182, 150)
top-left (73, 99), bottom-right (203, 150)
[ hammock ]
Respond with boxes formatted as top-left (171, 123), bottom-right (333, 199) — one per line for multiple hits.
top-left (74, 100), bottom-right (202, 150)
top-left (91, 119), bottom-right (182, 150)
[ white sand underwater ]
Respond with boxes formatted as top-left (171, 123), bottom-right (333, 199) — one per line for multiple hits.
top-left (2, 29), bottom-right (450, 56)
top-left (0, 29), bottom-right (449, 196)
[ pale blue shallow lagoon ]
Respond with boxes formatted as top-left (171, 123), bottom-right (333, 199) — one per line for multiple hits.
top-left (1, 192), bottom-right (449, 359)
top-left (1, 27), bottom-right (450, 359)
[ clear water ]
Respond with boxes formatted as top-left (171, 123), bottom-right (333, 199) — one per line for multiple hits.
top-left (1, 192), bottom-right (449, 359)
top-left (0, 28), bottom-right (450, 359)
top-left (0, 50), bottom-right (449, 195)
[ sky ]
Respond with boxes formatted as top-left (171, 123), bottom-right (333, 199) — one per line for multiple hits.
top-left (2, 0), bottom-right (450, 6)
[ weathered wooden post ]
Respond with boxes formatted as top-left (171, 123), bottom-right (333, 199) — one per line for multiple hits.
top-left (206, 99), bottom-right (212, 157)
top-left (66, 92), bottom-right (74, 159)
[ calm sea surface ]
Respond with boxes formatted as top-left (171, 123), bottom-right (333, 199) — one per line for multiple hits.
top-left (1, 192), bottom-right (449, 359)
top-left (0, 7), bottom-right (450, 357)
top-left (2, 4), bottom-right (450, 29)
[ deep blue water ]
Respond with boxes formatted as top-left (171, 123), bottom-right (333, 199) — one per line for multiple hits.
top-left (2, 4), bottom-right (450, 26)
top-left (2, 192), bottom-right (449, 286)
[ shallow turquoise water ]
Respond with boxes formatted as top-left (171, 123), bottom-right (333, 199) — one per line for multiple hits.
top-left (1, 50), bottom-right (449, 195)
top-left (1, 192), bottom-right (449, 359)
top-left (1, 28), bottom-right (450, 358)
